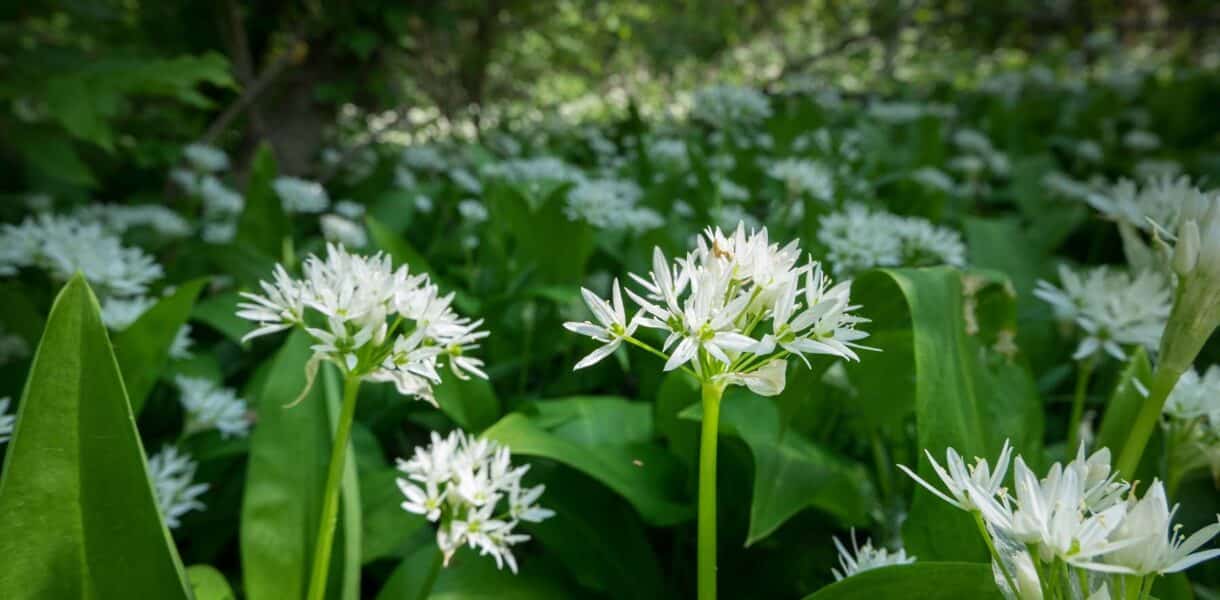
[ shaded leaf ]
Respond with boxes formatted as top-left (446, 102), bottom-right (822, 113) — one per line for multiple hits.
top-left (236, 144), bottom-right (286, 259)
top-left (187, 565), bottom-right (236, 600)
top-left (114, 278), bottom-right (206, 414)
top-left (802, 563), bottom-right (1003, 600)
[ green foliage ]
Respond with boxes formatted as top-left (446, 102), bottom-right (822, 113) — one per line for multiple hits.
top-left (802, 563), bottom-right (1004, 600)
top-left (114, 278), bottom-right (207, 414)
top-left (0, 276), bottom-right (190, 598)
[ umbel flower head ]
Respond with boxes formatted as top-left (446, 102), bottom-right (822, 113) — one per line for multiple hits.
top-left (147, 446), bottom-right (209, 529)
top-left (175, 376), bottom-right (251, 438)
top-left (396, 430), bottom-right (554, 573)
top-left (564, 223), bottom-right (873, 396)
top-left (236, 244), bottom-right (488, 405)
top-left (831, 530), bottom-right (916, 581)
top-left (1034, 265), bottom-right (1171, 362)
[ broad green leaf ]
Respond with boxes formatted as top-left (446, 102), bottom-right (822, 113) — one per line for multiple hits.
top-left (680, 391), bottom-right (875, 544)
top-left (526, 466), bottom-right (667, 599)
top-left (381, 548), bottom-right (573, 600)
top-left (1095, 347), bottom-right (1153, 460)
top-left (236, 144), bottom-right (286, 258)
top-left (191, 291), bottom-right (248, 344)
top-left (114, 278), bottom-right (206, 414)
top-left (850, 268), bottom-right (1042, 561)
top-left (434, 375), bottom-right (501, 432)
top-left (187, 565), bottom-right (236, 600)
top-left (240, 331), bottom-right (361, 600)
top-left (367, 216), bottom-right (436, 276)
top-left (802, 563), bottom-right (1003, 600)
top-left (486, 182), bottom-right (594, 284)
top-left (0, 275), bottom-right (191, 598)
top-left (375, 529), bottom-right (442, 600)
top-left (483, 398), bottom-right (691, 526)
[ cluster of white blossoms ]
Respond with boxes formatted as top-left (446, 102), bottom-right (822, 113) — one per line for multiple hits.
top-left (182, 142), bottom-right (231, 172)
top-left (950, 128), bottom-right (1010, 178)
top-left (830, 531), bottom-right (916, 581)
top-left (274, 176), bottom-right (331, 214)
top-left (482, 156), bottom-right (586, 192)
top-left (169, 324), bottom-right (195, 360)
top-left (564, 178), bottom-right (662, 233)
top-left (73, 203), bottom-right (191, 238)
top-left (175, 376), bottom-right (251, 439)
top-left (690, 84), bottom-right (773, 129)
top-left (900, 443), bottom-right (1220, 597)
top-left (565, 223), bottom-right (872, 395)
top-left (1163, 366), bottom-right (1220, 421)
top-left (171, 143), bottom-right (244, 243)
top-left (0, 215), bottom-right (165, 329)
top-left (765, 158), bottom-right (835, 203)
top-left (1034, 265), bottom-right (1171, 362)
top-left (400, 144), bottom-right (449, 172)
top-left (0, 397), bottom-right (13, 444)
top-left (236, 244), bottom-right (488, 405)
top-left (396, 430), bottom-right (554, 573)
top-left (817, 204), bottom-right (966, 277)
top-left (647, 137), bottom-right (690, 171)
top-left (1085, 176), bottom-right (1197, 234)
top-left (147, 446), bottom-right (209, 529)
top-left (319, 214), bottom-right (368, 248)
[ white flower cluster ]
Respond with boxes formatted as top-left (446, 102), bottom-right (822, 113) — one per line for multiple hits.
top-left (183, 142), bottom-right (231, 172)
top-left (169, 324), bottom-right (194, 360)
top-left (147, 446), bottom-right (209, 529)
top-left (73, 204), bottom-right (191, 238)
top-left (175, 376), bottom-right (251, 439)
top-left (0, 215), bottom-right (164, 327)
top-left (171, 142), bottom-right (244, 243)
top-left (817, 204), bottom-right (966, 277)
top-left (1043, 171), bottom-right (1096, 202)
top-left (565, 223), bottom-right (872, 395)
top-left (236, 244), bottom-right (488, 405)
top-left (950, 128), bottom-right (1009, 178)
top-left (1164, 366), bottom-right (1220, 422)
top-left (274, 176), bottom-right (331, 214)
top-left (320, 214), bottom-right (368, 248)
top-left (1085, 176), bottom-right (1201, 234)
top-left (766, 158), bottom-right (835, 203)
top-left (482, 156), bottom-right (585, 186)
top-left (690, 84), bottom-right (773, 129)
top-left (1034, 265), bottom-right (1171, 362)
top-left (396, 430), bottom-right (554, 573)
top-left (458, 199), bottom-right (489, 224)
top-left (909, 167), bottom-right (957, 195)
top-left (401, 145), bottom-right (449, 172)
top-left (564, 179), bottom-right (662, 233)
top-left (831, 530), bottom-right (916, 581)
top-left (0, 397), bottom-right (14, 444)
top-left (647, 138), bottom-right (689, 170)
top-left (900, 443), bottom-right (1220, 597)
top-left (867, 101), bottom-right (954, 124)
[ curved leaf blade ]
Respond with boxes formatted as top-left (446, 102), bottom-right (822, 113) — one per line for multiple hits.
top-left (802, 562), bottom-right (1003, 600)
top-left (114, 278), bottom-right (207, 414)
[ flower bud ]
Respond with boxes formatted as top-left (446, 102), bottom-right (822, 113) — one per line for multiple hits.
top-left (1173, 220), bottom-right (1199, 278)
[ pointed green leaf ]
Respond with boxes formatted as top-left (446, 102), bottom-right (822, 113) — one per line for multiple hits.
top-left (0, 276), bottom-right (191, 598)
top-left (187, 565), bottom-right (236, 600)
top-left (1095, 347), bottom-right (1153, 460)
top-left (236, 144), bottom-right (286, 258)
top-left (483, 398), bottom-right (691, 526)
top-left (240, 331), bottom-right (361, 600)
top-left (802, 563), bottom-right (1003, 600)
top-left (114, 278), bottom-right (207, 414)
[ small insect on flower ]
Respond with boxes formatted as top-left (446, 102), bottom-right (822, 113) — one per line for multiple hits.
top-left (147, 446), bottom-right (209, 529)
top-left (396, 430), bottom-right (554, 573)
top-left (831, 530), bottom-right (916, 581)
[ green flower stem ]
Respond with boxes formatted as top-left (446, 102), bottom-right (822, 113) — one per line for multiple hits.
top-left (698, 380), bottom-right (726, 600)
top-left (1066, 357), bottom-right (1096, 452)
top-left (973, 512), bottom-right (1018, 597)
top-left (1115, 364), bottom-right (1184, 480)
top-left (306, 373), bottom-right (362, 600)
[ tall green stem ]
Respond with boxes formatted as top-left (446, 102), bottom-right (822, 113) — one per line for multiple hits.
top-left (698, 381), bottom-right (726, 600)
top-left (307, 374), bottom-right (362, 600)
top-left (1066, 358), bottom-right (1095, 452)
top-left (1116, 364), bottom-right (1183, 480)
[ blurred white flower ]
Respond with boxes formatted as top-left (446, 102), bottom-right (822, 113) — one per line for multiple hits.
top-left (396, 430), bottom-right (553, 573)
top-left (274, 176), bottom-right (330, 214)
top-left (1, 215), bottom-right (163, 298)
top-left (401, 145), bottom-right (448, 172)
top-left (202, 221), bottom-right (238, 244)
top-left (831, 530), bottom-right (916, 581)
top-left (1163, 366), bottom-right (1220, 421)
top-left (766, 158), bottom-right (835, 203)
top-left (175, 376), bottom-right (251, 438)
top-left (458, 200), bottom-right (489, 224)
top-left (564, 179), bottom-right (661, 233)
top-left (910, 167), bottom-right (957, 194)
top-left (183, 143), bottom-right (230, 172)
top-left (320, 214), bottom-right (368, 248)
top-left (169, 324), bottom-right (194, 360)
top-left (690, 84), bottom-right (772, 128)
top-left (75, 204), bottom-right (191, 238)
top-left (449, 168), bottom-right (483, 194)
top-left (200, 176), bottom-right (245, 218)
top-left (334, 200), bottom-right (366, 220)
top-left (147, 446), bottom-right (208, 529)
top-left (0, 397), bottom-right (13, 444)
top-left (818, 204), bottom-right (965, 276)
top-left (0, 328), bottom-right (29, 366)
top-left (100, 296), bottom-right (155, 331)
top-left (1122, 130), bottom-right (1161, 152)
top-left (1043, 172), bottom-right (1095, 201)
top-left (1034, 265), bottom-right (1170, 361)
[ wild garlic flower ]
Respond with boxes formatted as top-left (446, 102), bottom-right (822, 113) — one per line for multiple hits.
top-left (1123, 130), bottom-right (1161, 152)
top-left (1034, 265), bottom-right (1171, 361)
top-left (1043, 171), bottom-right (1095, 201)
top-left (482, 156), bottom-right (585, 189)
top-left (319, 214), bottom-right (368, 248)
top-left (648, 138), bottom-right (689, 170)
top-left (200, 176), bottom-right (244, 218)
top-left (1162, 178), bottom-right (1220, 372)
top-left (909, 167), bottom-right (957, 194)
top-left (565, 223), bottom-right (872, 396)
top-left (1093, 481), bottom-right (1220, 575)
top-left (765, 158), bottom-right (835, 203)
top-left (396, 430), bottom-right (554, 573)
top-left (182, 142), bottom-right (231, 173)
top-left (236, 244), bottom-right (488, 405)
top-left (1086, 176), bottom-right (1202, 234)
top-left (896, 440), bottom-right (1014, 513)
top-left (74, 204), bottom-right (191, 238)
top-left (175, 376), bottom-right (251, 438)
top-left (818, 204), bottom-right (966, 277)
top-left (0, 397), bottom-right (14, 444)
top-left (458, 199), bottom-right (490, 224)
top-left (169, 325), bottom-right (195, 360)
top-left (147, 446), bottom-right (208, 529)
top-left (100, 296), bottom-right (155, 331)
top-left (0, 215), bottom-right (163, 298)
top-left (690, 84), bottom-right (772, 128)
top-left (564, 179), bottom-right (662, 233)
top-left (401, 145), bottom-right (448, 172)
top-left (1163, 366), bottom-right (1220, 421)
top-left (831, 531), bottom-right (916, 581)
top-left (273, 176), bottom-right (330, 214)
